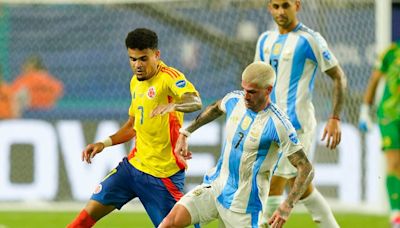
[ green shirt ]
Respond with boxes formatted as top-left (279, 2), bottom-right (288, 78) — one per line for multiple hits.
top-left (376, 41), bottom-right (400, 121)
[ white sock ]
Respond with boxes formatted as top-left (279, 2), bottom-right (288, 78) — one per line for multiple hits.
top-left (300, 189), bottom-right (340, 228)
top-left (266, 195), bottom-right (284, 219)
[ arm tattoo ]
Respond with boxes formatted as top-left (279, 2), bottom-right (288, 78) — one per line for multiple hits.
top-left (186, 100), bottom-right (224, 133)
top-left (174, 92), bottom-right (202, 113)
top-left (326, 66), bottom-right (347, 117)
top-left (285, 149), bottom-right (314, 208)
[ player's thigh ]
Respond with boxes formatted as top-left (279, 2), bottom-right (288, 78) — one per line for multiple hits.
top-left (273, 130), bottom-right (315, 179)
top-left (216, 203), bottom-right (266, 228)
top-left (90, 158), bottom-right (137, 211)
top-left (176, 184), bottom-right (219, 225)
top-left (135, 169), bottom-right (185, 226)
top-left (379, 119), bottom-right (400, 151)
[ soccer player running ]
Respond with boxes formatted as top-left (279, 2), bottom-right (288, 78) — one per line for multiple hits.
top-left (359, 40), bottom-right (400, 228)
top-left (254, 0), bottom-right (347, 227)
top-left (68, 28), bottom-right (202, 228)
top-left (158, 61), bottom-right (314, 228)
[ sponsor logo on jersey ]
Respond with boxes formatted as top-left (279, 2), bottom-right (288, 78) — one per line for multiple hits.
top-left (93, 184), bottom-right (102, 194)
top-left (147, 86), bottom-right (156, 99)
top-left (323, 50), bottom-right (331, 60)
top-left (175, 80), bottom-right (186, 88)
top-left (289, 132), bottom-right (299, 145)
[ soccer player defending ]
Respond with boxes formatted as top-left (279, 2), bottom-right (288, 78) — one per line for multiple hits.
top-left (359, 40), bottom-right (400, 228)
top-left (254, 0), bottom-right (347, 227)
top-left (158, 61), bottom-right (314, 228)
top-left (68, 28), bottom-right (202, 228)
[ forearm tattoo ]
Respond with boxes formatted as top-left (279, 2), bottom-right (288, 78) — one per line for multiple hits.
top-left (330, 67), bottom-right (347, 117)
top-left (286, 149), bottom-right (314, 208)
top-left (186, 101), bottom-right (224, 133)
top-left (174, 93), bottom-right (202, 113)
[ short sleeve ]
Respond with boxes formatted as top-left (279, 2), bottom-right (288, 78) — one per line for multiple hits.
top-left (272, 110), bottom-right (303, 157)
top-left (310, 32), bottom-right (339, 72)
top-left (254, 32), bottom-right (269, 62)
top-left (220, 90), bottom-right (242, 113)
top-left (162, 67), bottom-right (198, 99)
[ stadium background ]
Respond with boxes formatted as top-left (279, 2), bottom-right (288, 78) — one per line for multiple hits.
top-left (0, 0), bottom-right (399, 226)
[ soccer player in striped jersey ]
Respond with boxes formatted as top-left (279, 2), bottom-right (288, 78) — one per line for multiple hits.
top-left (254, 0), bottom-right (347, 227)
top-left (159, 61), bottom-right (314, 228)
top-left (68, 28), bottom-right (202, 228)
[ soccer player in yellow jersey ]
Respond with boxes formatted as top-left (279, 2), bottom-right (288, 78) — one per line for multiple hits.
top-left (68, 28), bottom-right (202, 228)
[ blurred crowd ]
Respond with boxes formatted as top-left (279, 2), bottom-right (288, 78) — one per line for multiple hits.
top-left (0, 55), bottom-right (64, 119)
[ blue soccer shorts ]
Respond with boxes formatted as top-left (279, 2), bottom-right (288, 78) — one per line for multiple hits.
top-left (90, 157), bottom-right (185, 226)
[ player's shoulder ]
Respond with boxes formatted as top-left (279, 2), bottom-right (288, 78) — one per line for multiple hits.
top-left (225, 90), bottom-right (243, 99)
top-left (159, 62), bottom-right (184, 79)
top-left (296, 23), bottom-right (327, 44)
top-left (257, 30), bottom-right (276, 42)
top-left (268, 103), bottom-right (293, 131)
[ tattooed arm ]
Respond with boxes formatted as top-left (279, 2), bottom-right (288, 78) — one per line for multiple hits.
top-left (151, 92), bottom-right (202, 117)
top-left (268, 149), bottom-right (314, 228)
top-left (321, 65), bottom-right (347, 149)
top-left (325, 65), bottom-right (347, 119)
top-left (185, 99), bottom-right (224, 133)
top-left (174, 100), bottom-right (224, 160)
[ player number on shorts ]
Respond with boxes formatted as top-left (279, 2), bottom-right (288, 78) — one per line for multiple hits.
top-left (138, 106), bottom-right (144, 124)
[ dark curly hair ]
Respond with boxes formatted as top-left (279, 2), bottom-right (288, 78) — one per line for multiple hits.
top-left (125, 28), bottom-right (158, 50)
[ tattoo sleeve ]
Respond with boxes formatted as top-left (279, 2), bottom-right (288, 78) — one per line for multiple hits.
top-left (174, 92), bottom-right (202, 113)
top-left (325, 65), bottom-right (347, 117)
top-left (186, 100), bottom-right (224, 133)
top-left (285, 149), bottom-right (314, 208)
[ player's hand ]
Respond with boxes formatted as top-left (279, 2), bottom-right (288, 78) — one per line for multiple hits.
top-left (151, 103), bottom-right (176, 118)
top-left (82, 142), bottom-right (105, 164)
top-left (174, 134), bottom-right (192, 159)
top-left (358, 104), bottom-right (373, 133)
top-left (268, 201), bottom-right (292, 228)
top-left (321, 118), bottom-right (341, 150)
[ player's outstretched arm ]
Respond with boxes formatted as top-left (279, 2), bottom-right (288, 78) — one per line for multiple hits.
top-left (321, 65), bottom-right (347, 149)
top-left (185, 99), bottom-right (223, 133)
top-left (268, 149), bottom-right (314, 228)
top-left (175, 100), bottom-right (224, 158)
top-left (82, 116), bottom-right (136, 164)
top-left (151, 92), bottom-right (202, 117)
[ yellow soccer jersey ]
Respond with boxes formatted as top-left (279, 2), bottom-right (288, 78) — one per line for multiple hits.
top-left (127, 61), bottom-right (199, 178)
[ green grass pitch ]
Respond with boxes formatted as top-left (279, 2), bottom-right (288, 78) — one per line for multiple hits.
top-left (0, 211), bottom-right (389, 228)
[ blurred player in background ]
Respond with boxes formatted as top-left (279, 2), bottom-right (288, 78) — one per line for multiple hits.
top-left (159, 62), bottom-right (314, 228)
top-left (0, 65), bottom-right (28, 119)
top-left (254, 0), bottom-right (347, 227)
top-left (68, 28), bottom-right (202, 227)
top-left (359, 40), bottom-right (400, 228)
top-left (12, 55), bottom-right (63, 110)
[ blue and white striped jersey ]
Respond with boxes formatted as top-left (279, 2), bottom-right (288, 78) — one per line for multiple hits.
top-left (254, 23), bottom-right (338, 132)
top-left (203, 91), bottom-right (303, 213)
